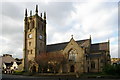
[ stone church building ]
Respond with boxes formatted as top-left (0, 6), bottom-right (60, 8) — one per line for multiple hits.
top-left (23, 5), bottom-right (111, 73)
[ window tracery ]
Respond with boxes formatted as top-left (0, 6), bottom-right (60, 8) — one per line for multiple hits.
top-left (68, 49), bottom-right (77, 62)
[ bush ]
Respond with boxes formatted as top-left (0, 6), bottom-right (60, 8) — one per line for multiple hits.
top-left (103, 64), bottom-right (120, 75)
top-left (115, 64), bottom-right (120, 75)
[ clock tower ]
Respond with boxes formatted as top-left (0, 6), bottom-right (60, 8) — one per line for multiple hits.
top-left (23, 5), bottom-right (46, 72)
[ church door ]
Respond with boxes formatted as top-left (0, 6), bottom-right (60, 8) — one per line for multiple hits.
top-left (32, 65), bottom-right (36, 73)
top-left (70, 65), bottom-right (74, 72)
top-left (88, 67), bottom-right (90, 72)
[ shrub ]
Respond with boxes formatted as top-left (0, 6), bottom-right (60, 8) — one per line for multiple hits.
top-left (103, 64), bottom-right (120, 75)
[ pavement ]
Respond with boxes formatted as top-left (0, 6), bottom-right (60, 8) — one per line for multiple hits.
top-left (2, 74), bottom-right (120, 80)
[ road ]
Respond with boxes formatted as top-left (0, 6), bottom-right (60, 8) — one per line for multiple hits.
top-left (2, 74), bottom-right (120, 80)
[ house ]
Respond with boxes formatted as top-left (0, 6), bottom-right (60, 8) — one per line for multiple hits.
top-left (111, 58), bottom-right (120, 65)
top-left (2, 54), bottom-right (18, 74)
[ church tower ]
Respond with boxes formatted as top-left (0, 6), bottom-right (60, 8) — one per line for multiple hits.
top-left (23, 5), bottom-right (46, 72)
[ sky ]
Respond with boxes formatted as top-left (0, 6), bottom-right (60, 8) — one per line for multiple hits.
top-left (0, 0), bottom-right (119, 58)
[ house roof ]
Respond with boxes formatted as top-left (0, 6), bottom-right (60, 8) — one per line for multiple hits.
top-left (90, 42), bottom-right (109, 53)
top-left (46, 39), bottom-right (90, 52)
top-left (2, 55), bottom-right (16, 63)
top-left (47, 38), bottom-right (109, 53)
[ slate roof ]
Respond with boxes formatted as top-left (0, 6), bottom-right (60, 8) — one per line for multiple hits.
top-left (46, 39), bottom-right (89, 52)
top-left (2, 55), bottom-right (16, 63)
top-left (91, 42), bottom-right (108, 53)
top-left (88, 53), bottom-right (102, 58)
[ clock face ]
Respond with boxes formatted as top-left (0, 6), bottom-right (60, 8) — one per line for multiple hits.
top-left (39, 35), bottom-right (42, 39)
top-left (28, 34), bottom-right (32, 38)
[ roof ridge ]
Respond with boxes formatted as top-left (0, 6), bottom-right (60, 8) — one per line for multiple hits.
top-left (92, 42), bottom-right (108, 45)
top-left (47, 38), bottom-right (90, 46)
top-left (47, 41), bottom-right (69, 46)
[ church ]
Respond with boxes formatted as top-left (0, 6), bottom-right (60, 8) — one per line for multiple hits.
top-left (23, 5), bottom-right (111, 73)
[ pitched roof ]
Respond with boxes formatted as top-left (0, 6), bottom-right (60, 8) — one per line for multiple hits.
top-left (47, 39), bottom-right (89, 52)
top-left (88, 53), bottom-right (102, 58)
top-left (2, 55), bottom-right (16, 63)
top-left (91, 42), bottom-right (108, 53)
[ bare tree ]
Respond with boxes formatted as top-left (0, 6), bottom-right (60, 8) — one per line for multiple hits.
top-left (47, 52), bottom-right (66, 73)
top-left (36, 53), bottom-right (48, 73)
top-left (36, 52), bottom-right (67, 73)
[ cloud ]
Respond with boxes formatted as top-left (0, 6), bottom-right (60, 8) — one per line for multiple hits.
top-left (1, 2), bottom-right (118, 58)
top-left (46, 2), bottom-right (118, 58)
top-left (111, 44), bottom-right (118, 58)
top-left (2, 2), bottom-right (24, 21)
top-left (1, 2), bottom-right (75, 58)
top-left (2, 15), bottom-right (23, 36)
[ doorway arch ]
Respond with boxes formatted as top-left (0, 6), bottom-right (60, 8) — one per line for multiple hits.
top-left (70, 65), bottom-right (74, 72)
top-left (32, 65), bottom-right (36, 73)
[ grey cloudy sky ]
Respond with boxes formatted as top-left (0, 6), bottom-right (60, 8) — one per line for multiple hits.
top-left (0, 0), bottom-right (119, 58)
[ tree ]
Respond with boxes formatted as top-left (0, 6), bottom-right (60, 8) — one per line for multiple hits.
top-left (36, 52), bottom-right (67, 73)
top-left (103, 64), bottom-right (120, 75)
top-left (36, 53), bottom-right (49, 73)
top-left (47, 52), bottom-right (67, 73)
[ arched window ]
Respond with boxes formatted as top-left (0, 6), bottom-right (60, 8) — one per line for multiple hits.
top-left (91, 61), bottom-right (95, 69)
top-left (29, 20), bottom-right (34, 29)
top-left (70, 65), bottom-right (74, 72)
top-left (32, 20), bottom-right (34, 28)
top-left (30, 22), bottom-right (32, 29)
top-left (27, 22), bottom-right (29, 29)
top-left (68, 49), bottom-right (77, 62)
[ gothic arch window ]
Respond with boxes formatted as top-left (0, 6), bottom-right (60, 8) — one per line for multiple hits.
top-left (91, 61), bottom-right (95, 69)
top-left (29, 42), bottom-right (31, 46)
top-left (32, 20), bottom-right (34, 28)
top-left (29, 20), bottom-right (34, 29)
top-left (68, 49), bottom-right (77, 62)
top-left (28, 50), bottom-right (30, 54)
top-left (28, 22), bottom-right (29, 29)
top-left (29, 22), bottom-right (32, 29)
top-left (31, 50), bottom-right (32, 54)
